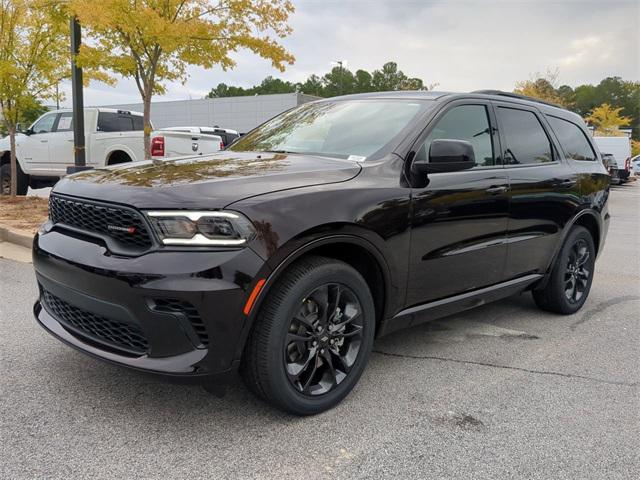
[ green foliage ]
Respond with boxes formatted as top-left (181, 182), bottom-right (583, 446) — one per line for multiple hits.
top-left (206, 61), bottom-right (435, 99)
top-left (515, 74), bottom-right (639, 140)
top-left (559, 77), bottom-right (639, 140)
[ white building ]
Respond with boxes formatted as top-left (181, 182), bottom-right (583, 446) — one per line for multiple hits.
top-left (104, 92), bottom-right (319, 133)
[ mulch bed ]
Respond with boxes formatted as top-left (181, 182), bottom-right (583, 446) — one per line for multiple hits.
top-left (0, 196), bottom-right (49, 234)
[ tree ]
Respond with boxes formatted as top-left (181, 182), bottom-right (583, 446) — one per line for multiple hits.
top-left (203, 60), bottom-right (435, 100)
top-left (514, 69), bottom-right (569, 107)
top-left (569, 77), bottom-right (640, 140)
top-left (299, 74), bottom-right (323, 96)
top-left (585, 103), bottom-right (632, 136)
top-left (353, 69), bottom-right (373, 93)
top-left (0, 96), bottom-right (47, 136)
top-left (371, 62), bottom-right (407, 91)
top-left (0, 0), bottom-right (67, 196)
top-left (322, 65), bottom-right (355, 97)
top-left (72, 0), bottom-right (295, 158)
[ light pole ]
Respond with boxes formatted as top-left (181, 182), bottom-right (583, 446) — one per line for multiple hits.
top-left (67, 16), bottom-right (90, 173)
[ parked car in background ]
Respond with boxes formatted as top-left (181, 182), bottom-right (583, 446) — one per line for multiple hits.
top-left (0, 108), bottom-right (146, 195)
top-left (593, 135), bottom-right (632, 185)
top-left (150, 126), bottom-right (240, 159)
top-left (601, 153), bottom-right (615, 171)
top-left (32, 91), bottom-right (610, 415)
top-left (630, 154), bottom-right (640, 175)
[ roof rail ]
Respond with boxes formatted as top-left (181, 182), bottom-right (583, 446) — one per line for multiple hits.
top-left (471, 90), bottom-right (564, 109)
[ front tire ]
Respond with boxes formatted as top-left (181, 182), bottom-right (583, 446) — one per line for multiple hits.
top-left (0, 162), bottom-right (29, 195)
top-left (241, 256), bottom-right (375, 415)
top-left (533, 226), bottom-right (595, 314)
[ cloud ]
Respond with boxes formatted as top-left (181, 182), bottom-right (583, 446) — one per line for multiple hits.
top-left (59, 0), bottom-right (640, 107)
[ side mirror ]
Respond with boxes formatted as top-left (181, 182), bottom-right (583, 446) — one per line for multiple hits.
top-left (411, 139), bottom-right (476, 176)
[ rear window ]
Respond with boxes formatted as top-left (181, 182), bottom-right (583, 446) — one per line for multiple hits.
top-left (497, 107), bottom-right (554, 165)
top-left (547, 116), bottom-right (597, 161)
top-left (97, 112), bottom-right (143, 132)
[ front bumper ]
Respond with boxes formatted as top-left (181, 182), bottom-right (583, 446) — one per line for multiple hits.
top-left (33, 228), bottom-right (268, 382)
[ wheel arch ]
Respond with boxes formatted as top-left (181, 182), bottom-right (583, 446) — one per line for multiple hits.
top-left (571, 210), bottom-right (601, 256)
top-left (235, 234), bottom-right (393, 360)
top-left (104, 145), bottom-right (136, 165)
top-left (534, 208), bottom-right (602, 291)
top-left (106, 149), bottom-right (133, 165)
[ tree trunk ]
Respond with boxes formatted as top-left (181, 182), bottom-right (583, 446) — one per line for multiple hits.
top-left (9, 125), bottom-right (17, 197)
top-left (143, 94), bottom-right (152, 159)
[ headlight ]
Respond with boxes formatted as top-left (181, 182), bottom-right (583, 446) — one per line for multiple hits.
top-left (146, 210), bottom-right (256, 246)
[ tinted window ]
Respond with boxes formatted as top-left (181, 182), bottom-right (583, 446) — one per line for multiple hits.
top-left (547, 115), bottom-right (596, 161)
top-left (97, 112), bottom-right (135, 132)
top-left (132, 115), bottom-right (144, 131)
top-left (421, 105), bottom-right (495, 167)
top-left (229, 100), bottom-right (425, 160)
top-left (31, 113), bottom-right (57, 134)
top-left (498, 108), bottom-right (553, 165)
top-left (56, 112), bottom-right (73, 132)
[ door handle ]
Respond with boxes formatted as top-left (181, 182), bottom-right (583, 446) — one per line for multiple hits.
top-left (485, 185), bottom-right (508, 195)
top-left (40, 139), bottom-right (48, 143)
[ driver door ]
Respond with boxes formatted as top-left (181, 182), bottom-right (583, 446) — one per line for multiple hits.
top-left (22, 112), bottom-right (58, 174)
top-left (407, 101), bottom-right (509, 306)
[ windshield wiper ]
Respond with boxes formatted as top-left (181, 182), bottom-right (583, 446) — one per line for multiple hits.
top-left (264, 149), bottom-right (300, 155)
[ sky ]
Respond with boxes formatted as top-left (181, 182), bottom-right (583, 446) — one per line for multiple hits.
top-left (61, 0), bottom-right (640, 107)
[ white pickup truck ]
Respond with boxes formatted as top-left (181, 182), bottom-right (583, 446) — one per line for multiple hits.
top-left (150, 126), bottom-right (240, 159)
top-left (0, 108), bottom-right (146, 195)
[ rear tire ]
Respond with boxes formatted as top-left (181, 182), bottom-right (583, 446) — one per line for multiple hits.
top-left (533, 226), bottom-right (595, 314)
top-left (0, 162), bottom-right (28, 195)
top-left (241, 255), bottom-right (375, 415)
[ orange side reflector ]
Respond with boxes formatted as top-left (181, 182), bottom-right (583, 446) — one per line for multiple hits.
top-left (243, 279), bottom-right (266, 316)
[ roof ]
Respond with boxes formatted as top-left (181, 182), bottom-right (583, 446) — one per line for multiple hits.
top-left (324, 91), bottom-right (451, 101)
top-left (323, 89), bottom-right (580, 122)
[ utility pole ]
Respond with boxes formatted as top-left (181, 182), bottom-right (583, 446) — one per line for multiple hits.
top-left (337, 60), bottom-right (343, 95)
top-left (67, 16), bottom-right (90, 173)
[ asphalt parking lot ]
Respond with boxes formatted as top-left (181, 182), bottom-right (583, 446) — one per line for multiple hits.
top-left (1, 183), bottom-right (638, 480)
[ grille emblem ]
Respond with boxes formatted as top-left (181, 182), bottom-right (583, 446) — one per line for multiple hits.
top-left (107, 225), bottom-right (136, 234)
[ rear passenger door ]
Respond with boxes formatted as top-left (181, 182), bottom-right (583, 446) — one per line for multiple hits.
top-left (493, 102), bottom-right (579, 278)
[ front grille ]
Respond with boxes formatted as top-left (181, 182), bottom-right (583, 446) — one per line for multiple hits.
top-left (49, 194), bottom-right (153, 250)
top-left (42, 290), bottom-right (148, 355)
top-left (151, 298), bottom-right (209, 347)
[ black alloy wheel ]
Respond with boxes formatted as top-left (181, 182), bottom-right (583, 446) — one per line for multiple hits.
top-left (242, 255), bottom-right (375, 415)
top-left (563, 238), bottom-right (591, 304)
top-left (533, 225), bottom-right (595, 314)
top-left (284, 283), bottom-right (364, 396)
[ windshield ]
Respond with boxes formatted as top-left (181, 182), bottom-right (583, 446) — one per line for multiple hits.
top-left (228, 100), bottom-right (426, 160)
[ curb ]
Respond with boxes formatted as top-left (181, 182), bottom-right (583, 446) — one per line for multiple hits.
top-left (0, 225), bottom-right (34, 249)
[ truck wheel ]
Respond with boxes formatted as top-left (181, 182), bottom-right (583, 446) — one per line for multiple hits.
top-left (0, 163), bottom-right (28, 195)
top-left (241, 255), bottom-right (375, 415)
top-left (533, 226), bottom-right (595, 314)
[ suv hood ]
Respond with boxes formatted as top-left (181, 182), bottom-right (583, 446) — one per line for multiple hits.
top-left (53, 151), bottom-right (362, 209)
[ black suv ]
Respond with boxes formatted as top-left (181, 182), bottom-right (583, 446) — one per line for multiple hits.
top-left (33, 91), bottom-right (610, 415)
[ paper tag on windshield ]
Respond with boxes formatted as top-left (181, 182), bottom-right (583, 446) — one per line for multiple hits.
top-left (348, 155), bottom-right (367, 162)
